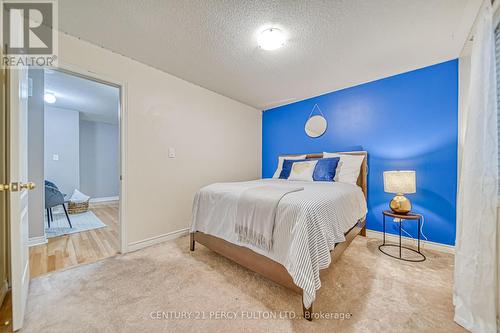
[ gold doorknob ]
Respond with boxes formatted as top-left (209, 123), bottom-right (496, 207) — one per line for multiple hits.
top-left (0, 184), bottom-right (9, 191)
top-left (19, 182), bottom-right (36, 190)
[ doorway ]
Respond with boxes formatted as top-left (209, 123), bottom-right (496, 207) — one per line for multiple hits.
top-left (0, 64), bottom-right (126, 331)
top-left (27, 67), bottom-right (123, 278)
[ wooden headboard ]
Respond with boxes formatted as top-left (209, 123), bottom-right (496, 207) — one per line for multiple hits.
top-left (285, 151), bottom-right (368, 199)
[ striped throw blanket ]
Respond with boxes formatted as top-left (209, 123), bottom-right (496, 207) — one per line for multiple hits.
top-left (235, 186), bottom-right (304, 251)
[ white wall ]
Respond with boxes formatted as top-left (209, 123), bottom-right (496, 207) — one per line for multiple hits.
top-left (57, 33), bottom-right (262, 246)
top-left (44, 106), bottom-right (80, 196)
top-left (79, 119), bottom-right (119, 199)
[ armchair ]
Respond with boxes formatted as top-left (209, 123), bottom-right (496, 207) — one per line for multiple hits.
top-left (44, 180), bottom-right (72, 228)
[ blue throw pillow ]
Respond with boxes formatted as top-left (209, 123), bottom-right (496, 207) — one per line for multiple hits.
top-left (312, 157), bottom-right (340, 181)
top-left (279, 157), bottom-right (340, 181)
top-left (279, 159), bottom-right (307, 179)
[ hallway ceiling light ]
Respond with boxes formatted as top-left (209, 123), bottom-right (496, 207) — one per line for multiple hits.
top-left (257, 28), bottom-right (286, 50)
top-left (44, 93), bottom-right (56, 104)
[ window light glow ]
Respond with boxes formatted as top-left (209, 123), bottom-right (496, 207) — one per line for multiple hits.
top-left (44, 93), bottom-right (56, 104)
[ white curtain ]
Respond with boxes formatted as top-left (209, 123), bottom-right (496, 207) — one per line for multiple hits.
top-left (454, 1), bottom-right (498, 332)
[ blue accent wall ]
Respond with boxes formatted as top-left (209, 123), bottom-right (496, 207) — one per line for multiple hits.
top-left (262, 60), bottom-right (458, 246)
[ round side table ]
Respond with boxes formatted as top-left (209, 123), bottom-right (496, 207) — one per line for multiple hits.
top-left (378, 210), bottom-right (426, 262)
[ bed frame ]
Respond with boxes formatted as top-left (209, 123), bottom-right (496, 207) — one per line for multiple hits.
top-left (190, 151), bottom-right (368, 320)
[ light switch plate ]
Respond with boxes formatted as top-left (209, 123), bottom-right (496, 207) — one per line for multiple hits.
top-left (52, 154), bottom-right (59, 161)
top-left (168, 148), bottom-right (176, 158)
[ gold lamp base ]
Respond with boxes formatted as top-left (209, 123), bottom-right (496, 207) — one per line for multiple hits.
top-left (389, 193), bottom-right (411, 214)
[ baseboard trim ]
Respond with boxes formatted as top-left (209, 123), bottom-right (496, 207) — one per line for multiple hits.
top-left (0, 279), bottom-right (8, 307)
top-left (127, 228), bottom-right (189, 252)
top-left (28, 235), bottom-right (48, 247)
top-left (90, 196), bottom-right (119, 203)
top-left (366, 230), bottom-right (455, 254)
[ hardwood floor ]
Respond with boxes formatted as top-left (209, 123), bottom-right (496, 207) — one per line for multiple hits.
top-left (0, 291), bottom-right (11, 333)
top-left (29, 202), bottom-right (119, 279)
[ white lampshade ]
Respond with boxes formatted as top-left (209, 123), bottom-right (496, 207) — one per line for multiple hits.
top-left (383, 171), bottom-right (416, 194)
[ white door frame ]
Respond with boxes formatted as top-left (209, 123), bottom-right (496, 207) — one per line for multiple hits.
top-left (51, 62), bottom-right (128, 254)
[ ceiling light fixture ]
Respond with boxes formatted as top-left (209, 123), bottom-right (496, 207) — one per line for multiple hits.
top-left (44, 93), bottom-right (56, 104)
top-left (257, 28), bottom-right (286, 50)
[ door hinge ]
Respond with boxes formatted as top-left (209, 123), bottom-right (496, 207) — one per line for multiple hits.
top-left (0, 183), bottom-right (19, 192)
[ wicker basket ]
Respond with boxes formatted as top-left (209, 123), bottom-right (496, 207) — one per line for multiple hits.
top-left (68, 200), bottom-right (90, 214)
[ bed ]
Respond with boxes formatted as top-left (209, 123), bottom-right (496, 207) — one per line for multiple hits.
top-left (190, 151), bottom-right (368, 320)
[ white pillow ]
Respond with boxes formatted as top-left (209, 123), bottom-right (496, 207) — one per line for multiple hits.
top-left (288, 160), bottom-right (318, 181)
top-left (272, 154), bottom-right (307, 178)
top-left (323, 152), bottom-right (365, 184)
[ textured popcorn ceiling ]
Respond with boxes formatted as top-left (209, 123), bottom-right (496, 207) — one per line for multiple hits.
top-left (58, 0), bottom-right (481, 109)
top-left (45, 69), bottom-right (120, 124)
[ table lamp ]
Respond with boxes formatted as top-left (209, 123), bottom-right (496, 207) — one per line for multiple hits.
top-left (383, 170), bottom-right (416, 214)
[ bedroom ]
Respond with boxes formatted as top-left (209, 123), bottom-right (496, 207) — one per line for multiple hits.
top-left (27, 68), bottom-right (121, 277)
top-left (0, 0), bottom-right (497, 332)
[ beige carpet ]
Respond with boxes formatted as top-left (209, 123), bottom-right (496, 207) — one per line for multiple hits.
top-left (23, 235), bottom-right (466, 333)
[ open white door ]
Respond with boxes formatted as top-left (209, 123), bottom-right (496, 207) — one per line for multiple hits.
top-left (8, 67), bottom-right (32, 331)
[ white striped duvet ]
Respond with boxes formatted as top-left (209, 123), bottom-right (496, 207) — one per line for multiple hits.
top-left (191, 179), bottom-right (367, 308)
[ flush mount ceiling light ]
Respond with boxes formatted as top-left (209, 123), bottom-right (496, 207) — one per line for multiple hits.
top-left (257, 28), bottom-right (286, 50)
top-left (44, 92), bottom-right (56, 104)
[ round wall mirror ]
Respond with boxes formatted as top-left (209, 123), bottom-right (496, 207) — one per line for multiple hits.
top-left (305, 115), bottom-right (327, 138)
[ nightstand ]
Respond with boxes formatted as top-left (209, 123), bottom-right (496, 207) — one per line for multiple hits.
top-left (378, 210), bottom-right (426, 262)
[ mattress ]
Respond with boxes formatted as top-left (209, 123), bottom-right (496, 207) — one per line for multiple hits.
top-left (191, 178), bottom-right (367, 308)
